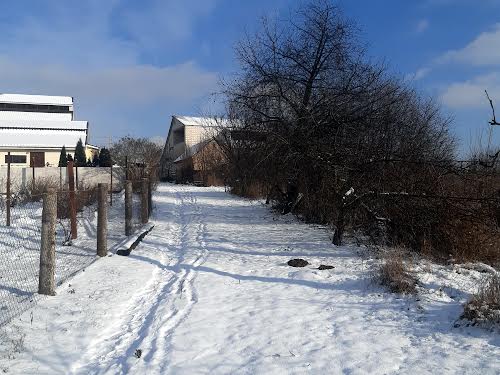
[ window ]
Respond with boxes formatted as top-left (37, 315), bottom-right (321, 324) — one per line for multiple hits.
top-left (5, 155), bottom-right (27, 164)
top-left (0, 103), bottom-right (71, 113)
top-left (173, 128), bottom-right (185, 144)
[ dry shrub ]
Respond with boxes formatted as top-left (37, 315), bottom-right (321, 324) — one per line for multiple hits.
top-left (57, 186), bottom-right (98, 219)
top-left (385, 195), bottom-right (500, 266)
top-left (230, 180), bottom-right (267, 199)
top-left (376, 251), bottom-right (418, 294)
top-left (76, 185), bottom-right (98, 210)
top-left (462, 274), bottom-right (500, 326)
top-left (15, 177), bottom-right (58, 204)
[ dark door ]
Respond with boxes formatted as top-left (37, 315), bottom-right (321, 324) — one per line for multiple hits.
top-left (30, 152), bottom-right (45, 167)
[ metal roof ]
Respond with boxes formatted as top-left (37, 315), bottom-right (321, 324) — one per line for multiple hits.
top-left (0, 120), bottom-right (88, 149)
top-left (173, 115), bottom-right (229, 128)
top-left (0, 119), bottom-right (87, 130)
top-left (0, 93), bottom-right (73, 106)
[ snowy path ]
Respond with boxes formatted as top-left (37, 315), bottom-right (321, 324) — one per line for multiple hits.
top-left (1, 184), bottom-right (499, 374)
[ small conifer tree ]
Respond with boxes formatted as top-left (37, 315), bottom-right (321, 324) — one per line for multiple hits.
top-left (99, 148), bottom-right (112, 167)
top-left (58, 146), bottom-right (68, 167)
top-left (74, 138), bottom-right (87, 167)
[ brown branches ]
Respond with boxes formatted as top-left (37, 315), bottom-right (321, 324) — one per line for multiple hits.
top-left (485, 90), bottom-right (500, 126)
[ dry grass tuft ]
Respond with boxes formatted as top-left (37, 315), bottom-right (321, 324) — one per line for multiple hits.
top-left (462, 274), bottom-right (500, 326)
top-left (376, 251), bottom-right (418, 295)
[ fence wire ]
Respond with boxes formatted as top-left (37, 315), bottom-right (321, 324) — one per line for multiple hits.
top-left (0, 177), bottom-right (152, 327)
top-left (0, 190), bottom-right (102, 326)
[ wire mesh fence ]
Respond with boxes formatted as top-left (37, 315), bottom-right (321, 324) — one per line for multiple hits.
top-left (0, 173), bottom-right (154, 327)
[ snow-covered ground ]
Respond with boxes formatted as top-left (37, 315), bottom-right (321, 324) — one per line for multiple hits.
top-left (0, 184), bottom-right (498, 374)
top-left (0, 192), bottom-right (143, 327)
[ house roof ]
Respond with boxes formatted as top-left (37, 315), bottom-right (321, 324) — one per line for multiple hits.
top-left (0, 93), bottom-right (73, 106)
top-left (0, 119), bottom-right (87, 130)
top-left (173, 141), bottom-right (207, 163)
top-left (0, 120), bottom-right (88, 149)
top-left (173, 115), bottom-right (229, 128)
top-left (0, 111), bottom-right (73, 121)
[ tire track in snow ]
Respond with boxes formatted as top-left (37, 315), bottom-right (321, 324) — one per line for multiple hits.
top-left (146, 188), bottom-right (209, 374)
top-left (70, 194), bottom-right (180, 375)
top-left (73, 186), bottom-right (209, 374)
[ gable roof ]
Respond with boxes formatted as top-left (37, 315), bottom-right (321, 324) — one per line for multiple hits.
top-left (173, 115), bottom-right (230, 128)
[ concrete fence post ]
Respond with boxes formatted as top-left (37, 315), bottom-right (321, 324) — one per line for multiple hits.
top-left (6, 152), bottom-right (11, 227)
top-left (97, 183), bottom-right (108, 257)
top-left (38, 189), bottom-right (57, 296)
top-left (110, 164), bottom-right (113, 207)
top-left (125, 180), bottom-right (133, 236)
top-left (141, 178), bottom-right (149, 224)
top-left (67, 161), bottom-right (77, 239)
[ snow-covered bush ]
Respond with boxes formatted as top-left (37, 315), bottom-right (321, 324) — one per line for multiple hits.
top-left (462, 274), bottom-right (500, 327)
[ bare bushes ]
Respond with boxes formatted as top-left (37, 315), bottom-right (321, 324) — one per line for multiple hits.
top-left (57, 185), bottom-right (98, 220)
top-left (219, 0), bottom-right (499, 265)
top-left (14, 177), bottom-right (58, 204)
top-left (375, 251), bottom-right (418, 295)
top-left (462, 274), bottom-right (500, 326)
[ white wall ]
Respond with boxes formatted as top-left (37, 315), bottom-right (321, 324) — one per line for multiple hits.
top-left (0, 166), bottom-right (125, 194)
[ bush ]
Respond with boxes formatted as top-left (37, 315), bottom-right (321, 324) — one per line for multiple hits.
top-left (14, 178), bottom-right (58, 205)
top-left (462, 274), bottom-right (500, 327)
top-left (376, 251), bottom-right (418, 295)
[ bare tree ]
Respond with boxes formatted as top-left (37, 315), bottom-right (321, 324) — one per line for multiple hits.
top-left (223, 0), bottom-right (456, 246)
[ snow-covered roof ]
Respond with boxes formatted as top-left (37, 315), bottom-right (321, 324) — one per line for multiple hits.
top-left (173, 141), bottom-right (207, 163)
top-left (0, 93), bottom-right (73, 106)
top-left (0, 120), bottom-right (88, 149)
top-left (174, 115), bottom-right (229, 128)
top-left (0, 111), bottom-right (73, 121)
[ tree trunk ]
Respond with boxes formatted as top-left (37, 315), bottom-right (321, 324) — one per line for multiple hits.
top-left (332, 208), bottom-right (345, 246)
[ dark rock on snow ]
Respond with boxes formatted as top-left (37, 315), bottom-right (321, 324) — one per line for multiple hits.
top-left (288, 259), bottom-right (309, 267)
top-left (318, 265), bottom-right (334, 270)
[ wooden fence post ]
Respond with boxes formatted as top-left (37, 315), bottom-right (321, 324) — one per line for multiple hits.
top-left (148, 177), bottom-right (153, 217)
top-left (38, 189), bottom-right (57, 296)
top-left (67, 161), bottom-right (77, 239)
top-left (31, 161), bottom-right (35, 191)
top-left (125, 180), bottom-right (133, 236)
top-left (141, 178), bottom-right (149, 224)
top-left (97, 183), bottom-right (108, 257)
top-left (125, 156), bottom-right (128, 181)
top-left (75, 166), bottom-right (79, 190)
top-left (6, 152), bottom-right (11, 227)
top-left (110, 164), bottom-right (113, 207)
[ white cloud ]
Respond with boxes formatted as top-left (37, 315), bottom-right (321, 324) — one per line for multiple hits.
top-left (416, 19), bottom-right (429, 34)
top-left (112, 0), bottom-right (219, 51)
top-left (437, 23), bottom-right (500, 66)
top-left (414, 67), bottom-right (431, 80)
top-left (440, 72), bottom-right (500, 108)
top-left (0, 1), bottom-right (221, 142)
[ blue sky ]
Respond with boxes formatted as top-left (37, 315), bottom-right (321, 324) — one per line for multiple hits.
top-left (0, 0), bottom-right (499, 153)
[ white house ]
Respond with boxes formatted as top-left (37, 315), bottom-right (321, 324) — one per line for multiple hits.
top-left (0, 94), bottom-right (97, 167)
top-left (160, 115), bottom-right (225, 180)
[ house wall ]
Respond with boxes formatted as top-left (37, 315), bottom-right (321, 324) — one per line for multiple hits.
top-left (0, 166), bottom-right (125, 194)
top-left (85, 147), bottom-right (99, 162)
top-left (0, 149), bottom-right (76, 167)
top-left (160, 116), bottom-right (221, 180)
top-left (185, 125), bottom-right (217, 147)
